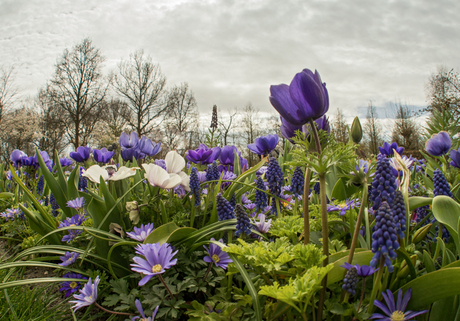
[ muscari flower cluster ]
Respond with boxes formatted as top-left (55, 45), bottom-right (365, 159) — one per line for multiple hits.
top-left (370, 155), bottom-right (397, 210)
top-left (229, 194), bottom-right (236, 209)
top-left (235, 204), bottom-right (252, 237)
top-left (414, 205), bottom-right (430, 226)
top-left (342, 266), bottom-right (359, 295)
top-left (255, 176), bottom-right (268, 212)
top-left (392, 191), bottom-right (407, 239)
top-left (266, 157), bottom-right (284, 214)
top-left (37, 175), bottom-right (44, 195)
top-left (50, 192), bottom-right (60, 216)
top-left (206, 161), bottom-right (220, 182)
top-left (433, 168), bottom-right (453, 198)
top-left (290, 166), bottom-right (304, 198)
top-left (370, 202), bottom-right (400, 272)
top-left (216, 193), bottom-right (235, 221)
top-left (190, 167), bottom-right (201, 206)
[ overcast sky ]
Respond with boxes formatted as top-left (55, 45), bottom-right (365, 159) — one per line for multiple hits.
top-left (1, 0), bottom-right (459, 121)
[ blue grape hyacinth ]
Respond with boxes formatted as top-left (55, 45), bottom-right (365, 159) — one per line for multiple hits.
top-left (370, 202), bottom-right (400, 272)
top-left (235, 204), bottom-right (252, 237)
top-left (217, 193), bottom-right (235, 220)
top-left (266, 157), bottom-right (284, 214)
top-left (370, 155), bottom-right (397, 210)
top-left (342, 266), bottom-right (359, 296)
top-left (255, 176), bottom-right (268, 212)
top-left (190, 167), bottom-right (201, 206)
top-left (206, 161), bottom-right (220, 182)
top-left (433, 168), bottom-right (453, 198)
top-left (392, 191), bottom-right (407, 239)
top-left (290, 166), bottom-right (304, 198)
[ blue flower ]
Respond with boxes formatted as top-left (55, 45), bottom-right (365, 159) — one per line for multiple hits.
top-left (451, 148), bottom-right (460, 168)
top-left (217, 193), bottom-right (235, 220)
top-left (370, 288), bottom-right (428, 321)
top-left (378, 142), bottom-right (404, 157)
top-left (190, 167), bottom-right (201, 206)
top-left (59, 251), bottom-right (80, 267)
top-left (370, 156), bottom-right (397, 210)
top-left (58, 214), bottom-right (86, 243)
top-left (10, 149), bottom-right (27, 168)
top-left (187, 144), bottom-right (221, 165)
top-left (255, 176), bottom-right (268, 212)
top-left (203, 238), bottom-right (232, 269)
top-left (60, 157), bottom-right (73, 167)
top-left (425, 131), bottom-right (451, 157)
top-left (59, 273), bottom-right (87, 298)
top-left (139, 136), bottom-right (162, 157)
top-left (69, 146), bottom-right (91, 163)
top-left (126, 223), bottom-right (155, 242)
top-left (119, 132), bottom-right (139, 149)
top-left (66, 197), bottom-right (85, 209)
top-left (206, 161), bottom-right (220, 182)
top-left (70, 276), bottom-right (100, 311)
top-left (247, 134), bottom-right (279, 156)
top-left (266, 157), bottom-right (283, 214)
top-left (132, 299), bottom-right (159, 321)
top-left (393, 191), bottom-right (407, 239)
top-left (433, 168), bottom-right (453, 197)
top-left (235, 204), bottom-right (252, 237)
top-left (92, 148), bottom-right (115, 164)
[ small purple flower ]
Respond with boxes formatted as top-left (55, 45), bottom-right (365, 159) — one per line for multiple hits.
top-left (270, 68), bottom-right (329, 126)
top-left (70, 276), bottom-right (100, 311)
top-left (59, 273), bottom-right (87, 298)
top-left (187, 144), bottom-right (221, 165)
top-left (93, 148), bottom-right (115, 164)
top-left (327, 199), bottom-right (360, 216)
top-left (247, 134), bottom-right (279, 156)
top-left (70, 146), bottom-right (91, 163)
top-left (10, 149), bottom-right (27, 168)
top-left (139, 136), bottom-right (162, 157)
top-left (60, 157), bottom-right (73, 167)
top-left (356, 159), bottom-right (370, 174)
top-left (130, 242), bottom-right (178, 286)
top-left (253, 214), bottom-right (272, 234)
top-left (58, 214), bottom-right (86, 243)
top-left (378, 142), bottom-right (405, 157)
top-left (154, 159), bottom-right (167, 170)
top-left (341, 262), bottom-right (377, 277)
top-left (59, 251), bottom-right (80, 266)
top-left (221, 171), bottom-right (237, 189)
top-left (119, 132), bottom-right (140, 149)
top-left (127, 223), bottom-right (155, 242)
top-left (132, 299), bottom-right (159, 321)
top-left (425, 131), bottom-right (451, 157)
top-left (0, 208), bottom-right (21, 221)
top-left (121, 148), bottom-right (144, 162)
top-left (66, 197), bottom-right (85, 209)
top-left (203, 239), bottom-right (232, 270)
top-left (451, 148), bottom-right (460, 168)
top-left (219, 145), bottom-right (239, 166)
top-left (370, 288), bottom-right (428, 321)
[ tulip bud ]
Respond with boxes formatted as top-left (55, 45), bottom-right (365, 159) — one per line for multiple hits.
top-left (412, 223), bottom-right (432, 244)
top-left (350, 116), bottom-right (363, 144)
top-left (397, 254), bottom-right (417, 279)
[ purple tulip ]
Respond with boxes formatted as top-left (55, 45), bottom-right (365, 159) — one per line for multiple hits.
top-left (425, 131), bottom-right (451, 157)
top-left (119, 132), bottom-right (139, 149)
top-left (32, 150), bottom-right (53, 170)
top-left (451, 148), bottom-right (460, 168)
top-left (60, 157), bottom-right (73, 167)
top-left (139, 136), bottom-right (162, 157)
top-left (378, 142), bottom-right (405, 157)
top-left (219, 145), bottom-right (239, 166)
top-left (270, 69), bottom-right (329, 126)
top-left (10, 150), bottom-right (27, 168)
top-left (121, 148), bottom-right (145, 162)
top-left (93, 148), bottom-right (115, 164)
top-left (70, 146), bottom-right (91, 163)
top-left (247, 134), bottom-right (279, 156)
top-left (187, 144), bottom-right (221, 165)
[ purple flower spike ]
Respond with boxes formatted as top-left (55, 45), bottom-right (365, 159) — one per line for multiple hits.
top-left (66, 197), bottom-right (85, 209)
top-left (127, 223), bottom-right (155, 242)
top-left (119, 132), bottom-right (139, 149)
top-left (370, 288), bottom-right (428, 321)
top-left (70, 146), bottom-right (91, 163)
top-left (93, 148), bottom-right (115, 164)
top-left (451, 148), bottom-right (460, 168)
top-left (203, 238), bottom-right (232, 270)
top-left (59, 251), bottom-right (80, 267)
top-left (130, 242), bottom-right (178, 286)
top-left (247, 134), bottom-right (279, 156)
top-left (70, 276), bottom-right (100, 311)
top-left (425, 131), bottom-right (451, 157)
top-left (341, 262), bottom-right (377, 277)
top-left (132, 299), bottom-right (159, 321)
top-left (270, 69), bottom-right (329, 126)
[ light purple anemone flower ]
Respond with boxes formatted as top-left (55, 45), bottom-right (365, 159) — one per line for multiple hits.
top-left (253, 214), bottom-right (272, 234)
top-left (127, 223), bottom-right (155, 242)
top-left (70, 276), bottom-right (100, 311)
top-left (425, 131), bottom-right (451, 157)
top-left (66, 197), bottom-right (85, 209)
top-left (59, 251), bottom-right (80, 267)
top-left (341, 262), bottom-right (377, 277)
top-left (132, 299), bottom-right (159, 321)
top-left (203, 239), bottom-right (232, 270)
top-left (327, 199), bottom-right (360, 216)
top-left (370, 288), bottom-right (428, 321)
top-left (130, 242), bottom-right (178, 286)
top-left (58, 214), bottom-right (87, 243)
top-left (247, 134), bottom-right (279, 156)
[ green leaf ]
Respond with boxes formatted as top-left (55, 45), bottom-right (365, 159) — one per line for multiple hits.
top-left (327, 250), bottom-right (373, 286)
top-left (432, 195), bottom-right (460, 252)
top-left (0, 192), bottom-right (14, 199)
top-left (429, 296), bottom-right (459, 321)
top-left (144, 222), bottom-right (179, 244)
top-left (409, 196), bottom-right (433, 211)
top-left (423, 250), bottom-right (436, 273)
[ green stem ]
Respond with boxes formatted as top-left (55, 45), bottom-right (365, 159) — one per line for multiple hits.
top-left (317, 173), bottom-right (328, 321)
top-left (357, 277), bottom-right (366, 311)
top-left (203, 262), bottom-right (213, 283)
top-left (190, 196), bottom-right (196, 228)
top-left (346, 180), bottom-right (368, 265)
top-left (158, 274), bottom-right (174, 299)
top-left (303, 168), bottom-right (312, 245)
top-left (294, 197), bottom-right (299, 216)
top-left (367, 257), bottom-right (385, 313)
top-left (95, 302), bottom-right (135, 316)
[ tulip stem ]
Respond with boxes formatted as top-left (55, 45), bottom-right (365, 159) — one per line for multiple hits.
top-left (317, 173), bottom-right (328, 321)
top-left (303, 168), bottom-right (312, 245)
top-left (308, 119), bottom-right (322, 154)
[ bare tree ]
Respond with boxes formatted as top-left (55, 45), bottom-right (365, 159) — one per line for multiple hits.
top-left (114, 50), bottom-right (167, 137)
top-left (364, 101), bottom-right (382, 155)
top-left (46, 38), bottom-right (110, 147)
top-left (332, 108), bottom-right (348, 144)
top-left (240, 103), bottom-right (262, 167)
top-left (0, 65), bottom-right (18, 124)
top-left (103, 98), bottom-right (131, 138)
top-left (218, 108), bottom-right (237, 146)
top-left (426, 66), bottom-right (460, 115)
top-left (391, 102), bottom-right (422, 151)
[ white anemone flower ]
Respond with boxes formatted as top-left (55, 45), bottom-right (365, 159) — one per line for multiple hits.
top-left (82, 165), bottom-right (138, 183)
top-left (142, 163), bottom-right (182, 189)
top-left (164, 151), bottom-right (190, 191)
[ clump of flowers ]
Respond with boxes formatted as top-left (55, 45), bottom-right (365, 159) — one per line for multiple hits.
top-left (58, 214), bottom-right (87, 243)
top-left (266, 157), bottom-right (284, 214)
top-left (392, 191), bottom-right (407, 239)
top-left (290, 166), bottom-right (304, 198)
top-left (433, 168), bottom-right (453, 198)
top-left (206, 161), bottom-right (220, 182)
top-left (342, 265), bottom-right (358, 296)
top-left (190, 167), bottom-right (201, 206)
top-left (255, 176), bottom-right (268, 212)
top-left (370, 155), bottom-right (397, 210)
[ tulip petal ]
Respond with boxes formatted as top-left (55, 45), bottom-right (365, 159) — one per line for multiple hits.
top-left (270, 84), bottom-right (305, 126)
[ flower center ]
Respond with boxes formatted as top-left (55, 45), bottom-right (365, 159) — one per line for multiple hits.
top-left (70, 224), bottom-right (76, 227)
top-left (69, 282), bottom-right (77, 289)
top-left (390, 310), bottom-right (405, 321)
top-left (152, 264), bottom-right (162, 273)
top-left (212, 254), bottom-right (220, 263)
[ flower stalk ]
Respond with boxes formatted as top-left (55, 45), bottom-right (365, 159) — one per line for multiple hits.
top-left (367, 257), bottom-right (385, 313)
top-left (303, 168), bottom-right (312, 245)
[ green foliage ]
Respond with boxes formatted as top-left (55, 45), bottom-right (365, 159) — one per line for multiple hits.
top-left (424, 109), bottom-right (460, 142)
top-left (269, 215), bottom-right (303, 240)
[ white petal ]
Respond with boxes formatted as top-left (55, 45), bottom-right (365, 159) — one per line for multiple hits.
top-left (165, 151), bottom-right (185, 174)
top-left (82, 165), bottom-right (109, 183)
top-left (146, 165), bottom-right (170, 187)
top-left (162, 173), bottom-right (182, 189)
top-left (110, 166), bottom-right (139, 181)
top-left (178, 171), bottom-right (190, 191)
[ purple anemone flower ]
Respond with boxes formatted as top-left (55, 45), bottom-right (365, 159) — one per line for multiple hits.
top-left (139, 136), bottom-right (162, 157)
top-left (327, 199), bottom-right (360, 216)
top-left (66, 197), bottom-right (85, 209)
top-left (341, 262), bottom-right (377, 277)
top-left (58, 214), bottom-right (86, 243)
top-left (60, 157), bottom-right (73, 167)
top-left (379, 142), bottom-right (405, 157)
top-left (425, 131), bottom-right (451, 157)
top-left (370, 288), bottom-right (428, 321)
top-left (186, 144), bottom-right (221, 165)
top-left (130, 242), bottom-right (178, 286)
top-left (270, 69), bottom-right (329, 126)
top-left (70, 146), bottom-right (91, 163)
top-left (59, 251), bottom-right (80, 267)
top-left (132, 299), bottom-right (159, 321)
top-left (10, 149), bottom-right (27, 168)
top-left (451, 148), bottom-right (460, 168)
top-left (59, 273), bottom-right (87, 298)
top-left (70, 276), bottom-right (100, 311)
top-left (126, 223), bottom-right (155, 242)
top-left (219, 145), bottom-right (239, 166)
top-left (93, 148), bottom-right (115, 164)
top-left (119, 132), bottom-right (140, 149)
top-left (247, 134), bottom-right (279, 156)
top-left (203, 238), bottom-right (232, 270)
